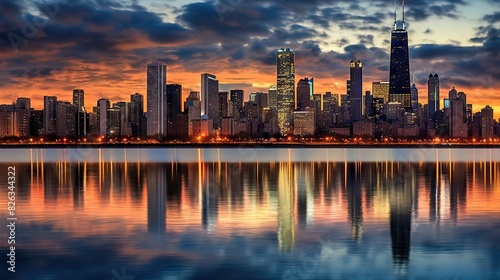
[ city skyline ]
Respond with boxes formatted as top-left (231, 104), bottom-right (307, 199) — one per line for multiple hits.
top-left (0, 0), bottom-right (498, 117)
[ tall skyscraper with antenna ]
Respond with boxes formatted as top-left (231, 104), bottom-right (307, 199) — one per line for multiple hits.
top-left (389, 0), bottom-right (411, 110)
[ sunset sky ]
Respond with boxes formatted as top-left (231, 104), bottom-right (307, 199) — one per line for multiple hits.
top-left (0, 0), bottom-right (499, 117)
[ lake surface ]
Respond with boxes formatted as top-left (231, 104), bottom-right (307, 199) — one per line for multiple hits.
top-left (1, 148), bottom-right (500, 279)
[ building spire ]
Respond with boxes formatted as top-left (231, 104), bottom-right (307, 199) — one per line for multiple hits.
top-left (402, 0), bottom-right (406, 30)
top-left (394, 0), bottom-right (397, 30)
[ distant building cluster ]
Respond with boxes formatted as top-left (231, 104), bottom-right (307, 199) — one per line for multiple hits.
top-left (0, 4), bottom-right (499, 142)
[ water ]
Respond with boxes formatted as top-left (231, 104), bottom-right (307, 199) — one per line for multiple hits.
top-left (1, 148), bottom-right (500, 280)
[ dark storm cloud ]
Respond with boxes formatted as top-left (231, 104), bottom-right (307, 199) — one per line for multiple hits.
top-left (483, 12), bottom-right (500, 23)
top-left (402, 0), bottom-right (467, 22)
top-left (410, 24), bottom-right (500, 92)
top-left (0, 0), bottom-right (192, 55)
top-left (25, 67), bottom-right (54, 78)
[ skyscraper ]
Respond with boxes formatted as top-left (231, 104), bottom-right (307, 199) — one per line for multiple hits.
top-left (15, 98), bottom-right (31, 137)
top-left (167, 84), bottom-right (182, 138)
top-left (277, 48), bottom-right (295, 135)
top-left (73, 89), bottom-right (85, 112)
top-left (230, 89), bottom-right (244, 119)
top-left (73, 89), bottom-right (86, 137)
top-left (166, 84), bottom-right (182, 122)
top-left (389, 2), bottom-right (411, 110)
top-left (129, 93), bottom-right (144, 137)
top-left (147, 60), bottom-right (168, 137)
top-left (297, 78), bottom-right (313, 111)
top-left (427, 74), bottom-right (440, 121)
top-left (372, 82), bottom-right (390, 104)
top-left (349, 60), bottom-right (363, 122)
top-left (449, 87), bottom-right (467, 138)
top-left (43, 96), bottom-right (57, 135)
top-left (268, 85), bottom-right (278, 111)
top-left (56, 101), bottom-right (77, 137)
top-left (114, 102), bottom-right (130, 136)
top-left (411, 83), bottom-right (418, 111)
top-left (186, 92), bottom-right (201, 137)
top-left (481, 106), bottom-right (494, 139)
top-left (219, 91), bottom-right (229, 119)
top-left (201, 73), bottom-right (220, 130)
top-left (97, 98), bottom-right (110, 137)
top-left (0, 105), bottom-right (16, 137)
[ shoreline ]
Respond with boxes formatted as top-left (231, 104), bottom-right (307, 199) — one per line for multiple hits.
top-left (0, 143), bottom-right (500, 149)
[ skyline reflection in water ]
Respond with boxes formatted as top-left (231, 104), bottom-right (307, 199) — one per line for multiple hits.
top-left (0, 148), bottom-right (499, 279)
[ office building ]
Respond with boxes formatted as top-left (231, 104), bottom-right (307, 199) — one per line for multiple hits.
top-left (201, 73), bottom-right (220, 129)
top-left (349, 60), bottom-right (363, 122)
top-left (293, 109), bottom-right (315, 136)
top-left (481, 106), bottom-right (494, 139)
top-left (297, 78), bottom-right (313, 111)
top-left (428, 74), bottom-right (440, 120)
top-left (410, 83), bottom-right (418, 111)
top-left (56, 101), bottom-right (77, 137)
top-left (449, 87), bottom-right (467, 138)
top-left (230, 89), bottom-right (244, 119)
top-left (388, 2), bottom-right (411, 109)
top-left (277, 48), bottom-right (295, 135)
top-left (372, 82), bottom-right (390, 104)
top-left (129, 93), bottom-right (144, 137)
top-left (147, 60), bottom-right (168, 137)
top-left (43, 96), bottom-right (57, 135)
top-left (15, 98), bottom-right (31, 137)
top-left (97, 99), bottom-right (110, 137)
top-left (268, 85), bottom-right (278, 111)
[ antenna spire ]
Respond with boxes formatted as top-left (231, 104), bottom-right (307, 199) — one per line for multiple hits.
top-left (402, 0), bottom-right (406, 30)
top-left (394, 0), bottom-right (397, 30)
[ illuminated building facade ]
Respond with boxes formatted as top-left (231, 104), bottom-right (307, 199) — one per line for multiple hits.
top-left (277, 48), bottom-right (295, 135)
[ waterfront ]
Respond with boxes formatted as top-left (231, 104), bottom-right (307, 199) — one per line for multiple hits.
top-left (0, 148), bottom-right (500, 279)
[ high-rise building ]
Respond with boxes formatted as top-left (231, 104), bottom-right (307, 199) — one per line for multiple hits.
top-left (230, 89), bottom-right (244, 119)
top-left (185, 92), bottom-right (201, 137)
top-left (364, 91), bottom-right (372, 119)
top-left (388, 2), bottom-right (411, 109)
top-left (427, 74), bottom-right (440, 120)
top-left (0, 105), bottom-right (16, 137)
top-left (219, 91), bottom-right (229, 119)
top-left (322, 92), bottom-right (339, 128)
top-left (312, 93), bottom-right (322, 131)
top-left (297, 78), bottom-right (313, 111)
top-left (449, 87), bottom-right (467, 138)
top-left (147, 60), bottom-right (168, 137)
top-left (129, 93), bottom-right (144, 137)
top-left (293, 109), bottom-right (315, 136)
top-left (30, 109), bottom-right (44, 137)
top-left (481, 106), bottom-right (494, 139)
top-left (97, 99), bottom-right (110, 137)
top-left (73, 90), bottom-right (87, 138)
top-left (167, 84), bottom-right (182, 138)
top-left (387, 102), bottom-right (403, 122)
top-left (15, 98), bottom-right (31, 137)
top-left (115, 102), bottom-right (131, 136)
top-left (73, 89), bottom-right (85, 112)
top-left (410, 83), bottom-right (418, 111)
top-left (43, 96), bottom-right (57, 135)
top-left (166, 84), bottom-right (182, 121)
top-left (108, 105), bottom-right (121, 137)
top-left (56, 101), bottom-right (77, 137)
top-left (277, 48), bottom-right (295, 135)
top-left (268, 85), bottom-right (278, 111)
top-left (201, 73), bottom-right (220, 129)
top-left (466, 104), bottom-right (473, 124)
top-left (349, 60), bottom-right (363, 122)
top-left (372, 82), bottom-right (390, 104)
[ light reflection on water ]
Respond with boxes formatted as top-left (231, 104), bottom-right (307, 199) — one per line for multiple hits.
top-left (0, 148), bottom-right (499, 279)
top-left (0, 147), bottom-right (499, 163)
